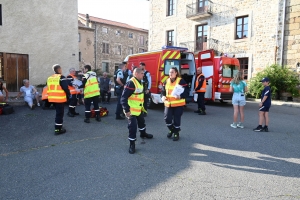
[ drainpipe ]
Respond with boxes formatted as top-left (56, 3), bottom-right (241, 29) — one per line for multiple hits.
top-left (280, 0), bottom-right (287, 67)
top-left (94, 23), bottom-right (97, 71)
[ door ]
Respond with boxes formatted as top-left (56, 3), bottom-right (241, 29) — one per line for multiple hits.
top-left (197, 0), bottom-right (208, 13)
top-left (4, 53), bottom-right (29, 92)
top-left (196, 24), bottom-right (208, 51)
top-left (198, 50), bottom-right (214, 100)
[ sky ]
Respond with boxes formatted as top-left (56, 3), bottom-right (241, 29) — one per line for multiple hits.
top-left (78, 0), bottom-right (150, 29)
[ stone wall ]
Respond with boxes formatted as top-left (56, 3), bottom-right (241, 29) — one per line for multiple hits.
top-left (78, 27), bottom-right (95, 70)
top-left (0, 0), bottom-right (78, 85)
top-left (284, 0), bottom-right (300, 72)
top-left (149, 0), bottom-right (289, 78)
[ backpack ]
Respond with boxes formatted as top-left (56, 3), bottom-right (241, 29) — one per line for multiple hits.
top-left (90, 107), bottom-right (109, 118)
top-left (0, 103), bottom-right (14, 115)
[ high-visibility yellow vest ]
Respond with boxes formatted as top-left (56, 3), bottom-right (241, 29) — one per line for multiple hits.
top-left (164, 77), bottom-right (186, 107)
top-left (195, 73), bottom-right (206, 92)
top-left (128, 77), bottom-right (144, 116)
top-left (68, 74), bottom-right (80, 95)
top-left (47, 74), bottom-right (67, 103)
top-left (84, 71), bottom-right (100, 98)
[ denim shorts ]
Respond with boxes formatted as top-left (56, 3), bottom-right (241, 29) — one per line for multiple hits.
top-left (232, 93), bottom-right (246, 106)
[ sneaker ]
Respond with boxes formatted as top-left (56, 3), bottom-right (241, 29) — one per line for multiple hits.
top-left (253, 126), bottom-right (263, 132)
top-left (262, 126), bottom-right (269, 132)
top-left (55, 128), bottom-right (66, 135)
top-left (37, 103), bottom-right (40, 107)
top-left (230, 123), bottom-right (237, 128)
top-left (237, 123), bottom-right (244, 128)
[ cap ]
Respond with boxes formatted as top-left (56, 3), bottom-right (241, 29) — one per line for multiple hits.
top-left (260, 77), bottom-right (270, 82)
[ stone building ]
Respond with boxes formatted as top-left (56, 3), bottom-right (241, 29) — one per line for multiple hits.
top-left (149, 0), bottom-right (300, 79)
top-left (0, 0), bottom-right (78, 91)
top-left (78, 13), bottom-right (148, 75)
top-left (78, 20), bottom-right (95, 70)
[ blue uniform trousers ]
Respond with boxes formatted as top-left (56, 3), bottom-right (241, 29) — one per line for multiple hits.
top-left (84, 95), bottom-right (100, 118)
top-left (128, 114), bottom-right (146, 141)
top-left (164, 106), bottom-right (184, 132)
top-left (54, 103), bottom-right (65, 130)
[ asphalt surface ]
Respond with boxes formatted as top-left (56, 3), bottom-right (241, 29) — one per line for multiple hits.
top-left (1, 101), bottom-right (300, 200)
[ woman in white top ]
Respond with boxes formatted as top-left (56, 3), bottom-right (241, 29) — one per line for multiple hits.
top-left (229, 72), bottom-right (247, 128)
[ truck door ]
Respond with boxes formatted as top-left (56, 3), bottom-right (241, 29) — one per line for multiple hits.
top-left (198, 50), bottom-right (214, 100)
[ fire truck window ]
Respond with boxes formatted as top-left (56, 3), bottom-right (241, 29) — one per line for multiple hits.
top-left (222, 64), bottom-right (239, 78)
top-left (164, 60), bottom-right (180, 75)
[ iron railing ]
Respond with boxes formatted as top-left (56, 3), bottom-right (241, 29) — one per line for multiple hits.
top-left (186, 1), bottom-right (213, 18)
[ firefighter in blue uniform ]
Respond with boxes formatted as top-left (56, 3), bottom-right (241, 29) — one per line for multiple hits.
top-left (121, 68), bottom-right (153, 154)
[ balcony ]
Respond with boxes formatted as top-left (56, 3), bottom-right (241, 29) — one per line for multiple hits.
top-left (186, 1), bottom-right (213, 20)
top-left (179, 39), bottom-right (208, 53)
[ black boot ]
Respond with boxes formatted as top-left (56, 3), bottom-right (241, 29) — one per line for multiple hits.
top-left (67, 112), bottom-right (74, 117)
top-left (129, 141), bottom-right (135, 154)
top-left (84, 118), bottom-right (90, 123)
top-left (95, 115), bottom-right (101, 122)
top-left (173, 132), bottom-right (179, 141)
top-left (55, 128), bottom-right (66, 135)
top-left (140, 130), bottom-right (153, 139)
top-left (198, 109), bottom-right (206, 115)
top-left (116, 115), bottom-right (125, 120)
top-left (167, 125), bottom-right (174, 138)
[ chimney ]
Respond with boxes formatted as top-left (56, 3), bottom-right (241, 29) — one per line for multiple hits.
top-left (86, 14), bottom-right (90, 27)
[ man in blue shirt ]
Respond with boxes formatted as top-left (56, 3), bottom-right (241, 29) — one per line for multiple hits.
top-left (253, 77), bottom-right (272, 132)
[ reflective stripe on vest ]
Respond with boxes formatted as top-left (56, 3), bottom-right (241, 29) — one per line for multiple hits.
top-left (84, 72), bottom-right (100, 98)
top-left (128, 77), bottom-right (144, 116)
top-left (47, 74), bottom-right (67, 103)
top-left (195, 73), bottom-right (207, 92)
top-left (68, 74), bottom-right (80, 95)
top-left (164, 78), bottom-right (186, 107)
top-left (42, 86), bottom-right (48, 100)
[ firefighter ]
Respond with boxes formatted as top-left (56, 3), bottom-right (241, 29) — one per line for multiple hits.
top-left (41, 86), bottom-right (53, 110)
top-left (193, 67), bottom-right (207, 115)
top-left (161, 67), bottom-right (188, 141)
top-left (139, 62), bottom-right (152, 117)
top-left (121, 68), bottom-right (153, 154)
top-left (79, 65), bottom-right (101, 123)
top-left (114, 63), bottom-right (126, 120)
top-left (66, 68), bottom-right (80, 117)
top-left (47, 64), bottom-right (70, 135)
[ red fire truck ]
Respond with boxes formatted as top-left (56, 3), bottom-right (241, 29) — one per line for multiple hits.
top-left (196, 50), bottom-right (241, 102)
top-left (124, 46), bottom-right (197, 108)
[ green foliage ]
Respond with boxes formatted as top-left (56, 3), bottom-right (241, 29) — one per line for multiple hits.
top-left (248, 64), bottom-right (300, 99)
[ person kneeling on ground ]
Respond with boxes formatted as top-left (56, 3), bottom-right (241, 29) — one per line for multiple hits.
top-left (15, 79), bottom-right (40, 109)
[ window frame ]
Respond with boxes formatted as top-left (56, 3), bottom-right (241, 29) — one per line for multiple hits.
top-left (167, 30), bottom-right (174, 46)
top-left (78, 33), bottom-right (81, 42)
top-left (102, 43), bottom-right (110, 54)
top-left (235, 16), bottom-right (248, 40)
top-left (102, 27), bottom-right (108, 33)
top-left (79, 52), bottom-right (81, 62)
top-left (0, 4), bottom-right (2, 26)
top-left (167, 0), bottom-right (175, 16)
top-left (102, 62), bottom-right (109, 73)
top-left (139, 35), bottom-right (144, 46)
top-left (238, 57), bottom-right (249, 79)
top-left (195, 24), bottom-right (208, 51)
top-left (116, 45), bottom-right (122, 55)
top-left (129, 47), bottom-right (133, 55)
top-left (129, 32), bottom-right (133, 39)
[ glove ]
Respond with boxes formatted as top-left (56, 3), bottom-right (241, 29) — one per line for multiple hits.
top-left (161, 96), bottom-right (166, 102)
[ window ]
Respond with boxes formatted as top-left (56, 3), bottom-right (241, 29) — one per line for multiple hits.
top-left (102, 27), bottom-right (108, 33)
top-left (167, 30), bottom-right (174, 46)
top-left (116, 30), bottom-right (121, 36)
top-left (197, 0), bottom-right (208, 12)
top-left (196, 24), bottom-right (208, 51)
top-left (129, 33), bottom-right (133, 38)
top-left (102, 62), bottom-right (109, 73)
top-left (167, 0), bottom-right (175, 16)
top-left (79, 52), bottom-right (81, 61)
top-left (139, 48), bottom-right (146, 53)
top-left (0, 53), bottom-right (3, 79)
top-left (222, 64), bottom-right (239, 78)
top-left (236, 16), bottom-right (248, 39)
top-left (102, 43), bottom-right (109, 54)
top-left (116, 45), bottom-right (121, 55)
top-left (78, 33), bottom-right (81, 42)
top-left (0, 5), bottom-right (2, 26)
top-left (238, 57), bottom-right (249, 79)
top-left (139, 35), bottom-right (144, 46)
top-left (129, 47), bottom-right (133, 54)
top-left (164, 60), bottom-right (180, 75)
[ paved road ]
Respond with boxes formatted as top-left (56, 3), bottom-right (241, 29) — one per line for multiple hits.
top-left (1, 101), bottom-right (300, 200)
